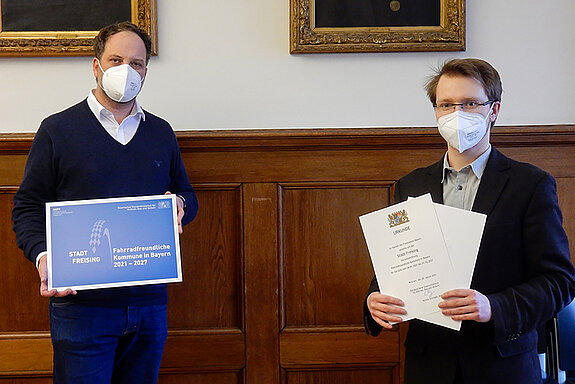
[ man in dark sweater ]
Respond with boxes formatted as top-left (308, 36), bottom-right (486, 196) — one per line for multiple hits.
top-left (12, 22), bottom-right (198, 383)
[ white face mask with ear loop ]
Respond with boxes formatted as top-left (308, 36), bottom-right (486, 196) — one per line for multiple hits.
top-left (437, 104), bottom-right (494, 153)
top-left (97, 59), bottom-right (144, 103)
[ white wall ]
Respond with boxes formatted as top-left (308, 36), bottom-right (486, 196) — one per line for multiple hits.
top-left (1, 0), bottom-right (574, 133)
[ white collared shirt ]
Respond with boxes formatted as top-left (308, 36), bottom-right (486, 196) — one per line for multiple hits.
top-left (87, 90), bottom-right (145, 145)
top-left (442, 145), bottom-right (492, 210)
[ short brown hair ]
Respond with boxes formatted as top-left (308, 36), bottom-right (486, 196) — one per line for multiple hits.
top-left (425, 58), bottom-right (503, 104)
top-left (93, 21), bottom-right (152, 63)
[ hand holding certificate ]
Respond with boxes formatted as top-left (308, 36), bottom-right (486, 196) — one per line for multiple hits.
top-left (46, 195), bottom-right (182, 291)
top-left (360, 194), bottom-right (486, 330)
top-left (360, 194), bottom-right (456, 323)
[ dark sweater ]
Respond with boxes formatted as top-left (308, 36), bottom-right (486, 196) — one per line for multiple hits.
top-left (12, 99), bottom-right (198, 306)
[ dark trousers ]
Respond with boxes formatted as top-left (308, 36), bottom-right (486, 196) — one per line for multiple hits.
top-left (50, 303), bottom-right (168, 384)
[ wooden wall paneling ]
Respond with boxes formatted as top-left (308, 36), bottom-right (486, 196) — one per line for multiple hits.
top-left (159, 331), bottom-right (245, 377)
top-left (0, 189), bottom-right (52, 379)
top-left (284, 367), bottom-right (394, 384)
top-left (183, 149), bottom-right (446, 185)
top-left (0, 334), bottom-right (52, 378)
top-left (0, 155), bottom-right (26, 186)
top-left (158, 371), bottom-right (243, 384)
top-left (0, 379), bottom-right (52, 384)
top-left (279, 182), bottom-right (392, 327)
top-left (243, 183), bottom-right (281, 383)
top-left (162, 184), bottom-right (245, 379)
top-left (0, 133), bottom-right (29, 187)
top-left (0, 190), bottom-right (49, 332)
top-left (280, 328), bottom-right (400, 366)
top-left (167, 184), bottom-right (244, 329)
top-left (1, 126), bottom-right (574, 384)
top-left (278, 182), bottom-right (403, 383)
top-left (496, 146), bottom-right (575, 179)
top-left (177, 128), bottom-right (450, 185)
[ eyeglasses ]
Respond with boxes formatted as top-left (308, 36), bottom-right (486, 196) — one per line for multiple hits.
top-left (433, 100), bottom-right (493, 113)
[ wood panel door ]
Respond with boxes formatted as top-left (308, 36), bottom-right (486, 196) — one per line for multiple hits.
top-left (161, 184), bottom-right (245, 382)
top-left (279, 182), bottom-right (404, 384)
top-left (159, 181), bottom-right (407, 383)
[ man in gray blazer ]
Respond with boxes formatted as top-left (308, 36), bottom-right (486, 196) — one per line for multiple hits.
top-left (364, 58), bottom-right (575, 384)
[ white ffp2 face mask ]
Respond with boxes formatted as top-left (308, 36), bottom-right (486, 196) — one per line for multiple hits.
top-left (437, 107), bottom-right (493, 153)
top-left (97, 60), bottom-right (143, 103)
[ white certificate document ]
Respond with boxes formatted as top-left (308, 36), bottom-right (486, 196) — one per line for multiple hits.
top-left (359, 194), bottom-right (456, 322)
top-left (419, 203), bottom-right (486, 330)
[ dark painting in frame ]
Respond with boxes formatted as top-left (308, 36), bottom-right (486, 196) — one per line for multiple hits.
top-left (0, 0), bottom-right (157, 57)
top-left (290, 0), bottom-right (465, 53)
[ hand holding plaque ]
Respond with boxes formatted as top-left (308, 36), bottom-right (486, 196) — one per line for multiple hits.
top-left (46, 195), bottom-right (182, 291)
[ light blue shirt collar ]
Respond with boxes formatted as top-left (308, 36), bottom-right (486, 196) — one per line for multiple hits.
top-left (441, 145), bottom-right (492, 183)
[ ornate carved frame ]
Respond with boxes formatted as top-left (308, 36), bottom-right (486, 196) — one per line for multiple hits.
top-left (0, 0), bottom-right (157, 57)
top-left (290, 0), bottom-right (465, 53)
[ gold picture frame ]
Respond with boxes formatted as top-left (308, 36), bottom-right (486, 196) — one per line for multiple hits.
top-left (290, 0), bottom-right (465, 53)
top-left (0, 0), bottom-right (157, 57)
